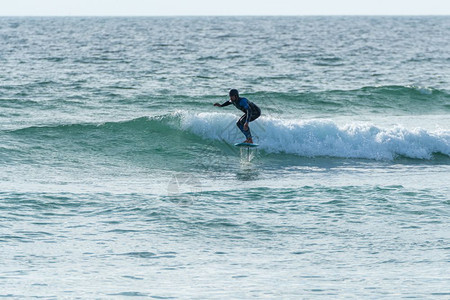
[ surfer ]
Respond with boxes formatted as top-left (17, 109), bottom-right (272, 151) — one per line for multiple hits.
top-left (214, 89), bottom-right (261, 144)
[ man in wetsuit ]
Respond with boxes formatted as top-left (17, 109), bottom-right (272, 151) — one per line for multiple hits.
top-left (214, 89), bottom-right (261, 144)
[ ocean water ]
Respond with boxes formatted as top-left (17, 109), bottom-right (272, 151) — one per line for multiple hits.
top-left (1, 16), bottom-right (449, 298)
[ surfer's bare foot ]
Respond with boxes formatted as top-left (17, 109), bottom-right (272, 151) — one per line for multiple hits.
top-left (244, 138), bottom-right (253, 144)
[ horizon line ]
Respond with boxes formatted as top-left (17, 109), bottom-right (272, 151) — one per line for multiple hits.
top-left (1, 14), bottom-right (449, 17)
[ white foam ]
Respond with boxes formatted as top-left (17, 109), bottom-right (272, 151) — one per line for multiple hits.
top-left (180, 112), bottom-right (450, 160)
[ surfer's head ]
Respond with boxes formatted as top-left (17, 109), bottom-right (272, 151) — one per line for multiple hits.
top-left (229, 89), bottom-right (239, 101)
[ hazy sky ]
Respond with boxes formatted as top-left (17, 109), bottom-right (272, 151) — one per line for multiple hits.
top-left (1, 0), bottom-right (449, 16)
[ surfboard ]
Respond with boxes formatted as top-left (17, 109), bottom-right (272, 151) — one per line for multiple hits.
top-left (234, 142), bottom-right (259, 148)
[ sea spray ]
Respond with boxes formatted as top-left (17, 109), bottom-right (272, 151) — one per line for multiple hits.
top-left (181, 112), bottom-right (450, 160)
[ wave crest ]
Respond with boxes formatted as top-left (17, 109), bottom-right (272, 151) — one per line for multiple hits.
top-left (181, 112), bottom-right (450, 160)
top-left (4, 112), bottom-right (449, 161)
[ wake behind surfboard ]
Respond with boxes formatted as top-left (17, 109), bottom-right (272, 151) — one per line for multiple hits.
top-left (234, 142), bottom-right (258, 163)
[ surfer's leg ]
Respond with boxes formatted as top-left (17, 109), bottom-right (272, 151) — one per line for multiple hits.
top-left (237, 115), bottom-right (252, 140)
top-left (236, 115), bottom-right (245, 132)
top-left (242, 109), bottom-right (260, 143)
top-left (249, 107), bottom-right (261, 122)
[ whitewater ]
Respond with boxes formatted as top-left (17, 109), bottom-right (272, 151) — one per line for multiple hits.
top-left (180, 112), bottom-right (450, 160)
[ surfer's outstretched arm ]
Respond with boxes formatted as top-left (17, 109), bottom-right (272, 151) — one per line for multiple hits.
top-left (214, 100), bottom-right (232, 107)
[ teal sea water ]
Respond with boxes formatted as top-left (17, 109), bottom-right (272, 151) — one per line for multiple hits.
top-left (1, 16), bottom-right (449, 298)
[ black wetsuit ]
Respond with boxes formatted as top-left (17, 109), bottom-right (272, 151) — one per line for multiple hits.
top-left (220, 97), bottom-right (261, 139)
